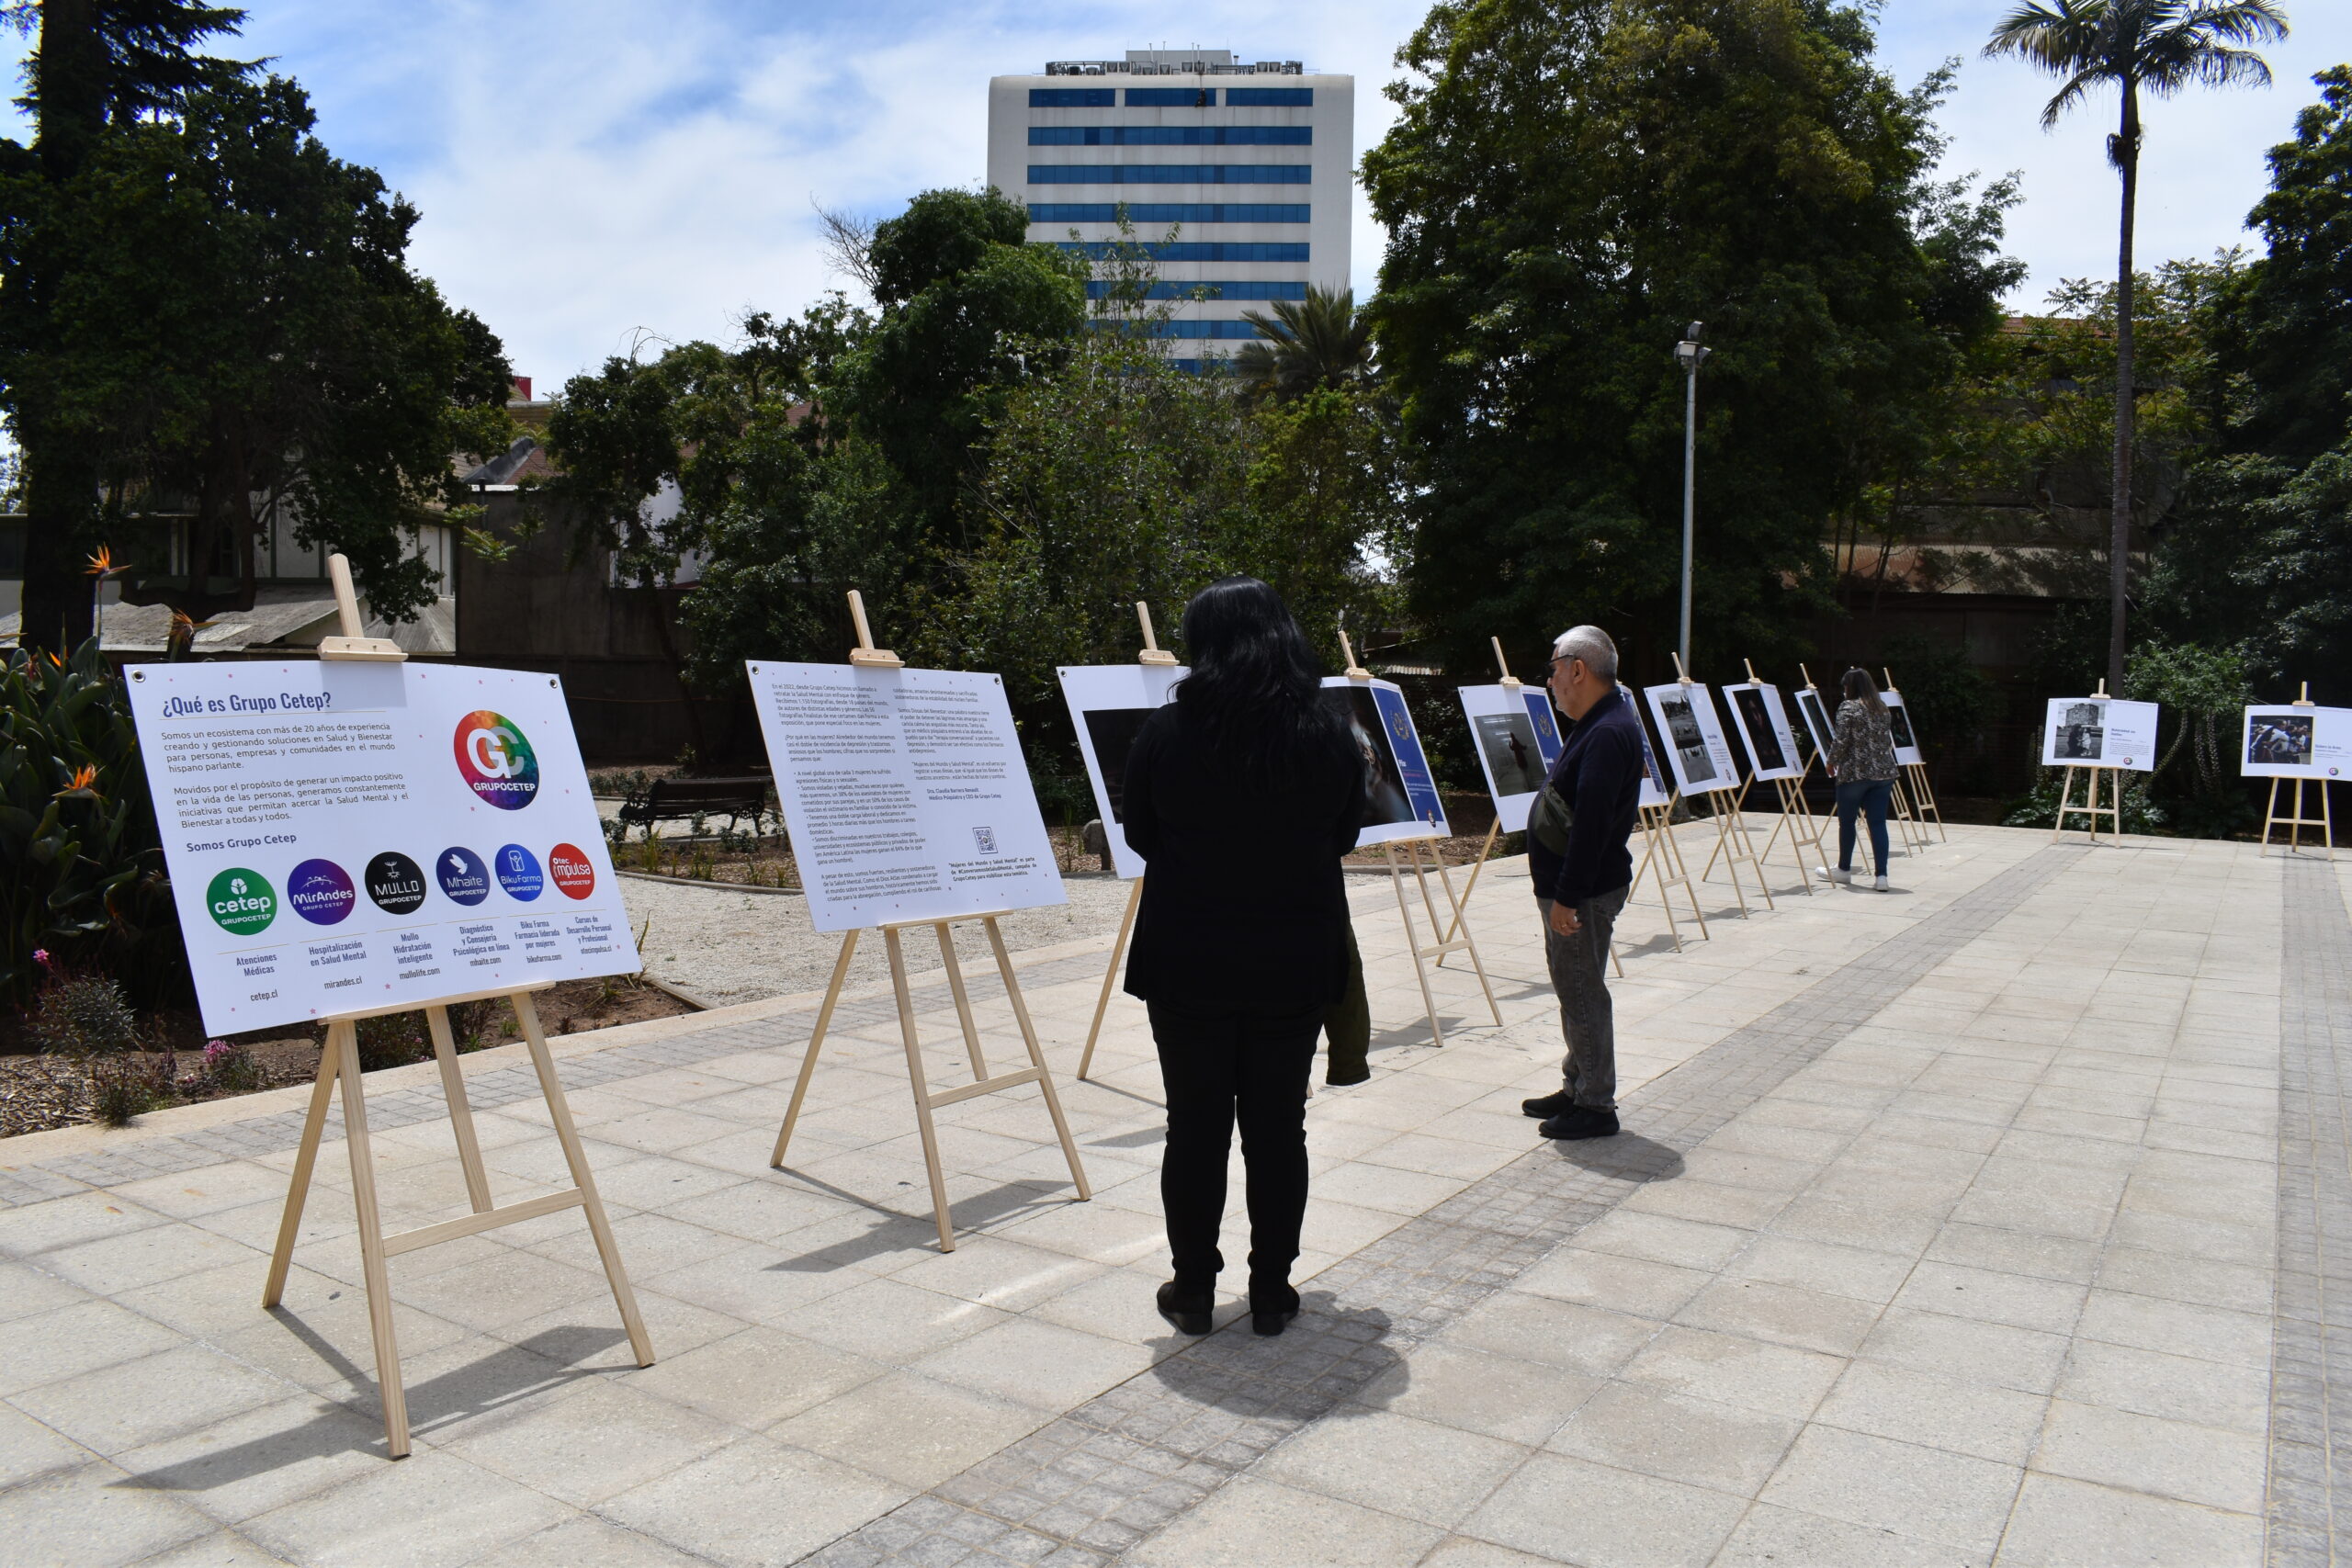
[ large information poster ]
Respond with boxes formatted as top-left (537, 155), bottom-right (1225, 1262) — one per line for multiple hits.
top-left (1642, 682), bottom-right (1741, 796)
top-left (1057, 663), bottom-right (1186, 879)
top-left (1322, 677), bottom-right (1448, 845)
top-left (747, 661), bottom-right (1066, 931)
top-left (2243, 705), bottom-right (2350, 780)
top-left (1458, 682), bottom-right (1562, 833)
top-left (2041, 697), bottom-right (2161, 771)
top-left (1723, 682), bottom-right (1804, 783)
top-left (127, 662), bottom-right (638, 1035)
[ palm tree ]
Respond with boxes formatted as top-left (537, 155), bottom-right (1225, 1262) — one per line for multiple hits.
top-left (1984, 0), bottom-right (2287, 692)
top-left (1233, 285), bottom-right (1373, 400)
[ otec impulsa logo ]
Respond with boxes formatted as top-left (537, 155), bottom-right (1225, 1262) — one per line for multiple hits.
top-left (454, 711), bottom-right (539, 809)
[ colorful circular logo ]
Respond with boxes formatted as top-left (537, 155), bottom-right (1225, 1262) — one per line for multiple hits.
top-left (366, 852), bottom-right (427, 916)
top-left (452, 711), bottom-right (539, 810)
top-left (287, 859), bottom-right (356, 925)
top-left (206, 868), bottom-right (276, 935)
top-left (495, 843), bottom-right (543, 901)
top-left (548, 843), bottom-right (596, 900)
top-left (436, 846), bottom-right (492, 906)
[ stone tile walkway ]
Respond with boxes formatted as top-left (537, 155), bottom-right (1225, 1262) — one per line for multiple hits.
top-left (0, 820), bottom-right (2329, 1567)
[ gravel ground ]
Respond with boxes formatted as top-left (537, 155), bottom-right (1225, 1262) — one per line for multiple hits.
top-left (617, 874), bottom-right (1141, 1007)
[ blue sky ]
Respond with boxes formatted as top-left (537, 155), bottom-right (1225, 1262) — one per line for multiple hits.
top-left (6, 0), bottom-right (2346, 389)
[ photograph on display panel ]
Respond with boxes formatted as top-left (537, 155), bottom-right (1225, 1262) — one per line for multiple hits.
top-left (1641, 682), bottom-right (1739, 795)
top-left (1057, 663), bottom-right (1186, 879)
top-left (749, 660), bottom-right (1069, 931)
top-left (1322, 677), bottom-right (1448, 844)
top-left (1623, 687), bottom-right (1672, 808)
top-left (2039, 696), bottom-right (2161, 772)
top-left (1793, 686), bottom-right (1836, 761)
top-left (2243, 705), bottom-right (2348, 779)
top-left (1882, 692), bottom-right (1925, 767)
top-left (1724, 682), bottom-right (1803, 782)
top-left (1458, 683), bottom-right (1558, 833)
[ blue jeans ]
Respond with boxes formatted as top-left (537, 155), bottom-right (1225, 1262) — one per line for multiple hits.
top-left (1837, 778), bottom-right (1893, 875)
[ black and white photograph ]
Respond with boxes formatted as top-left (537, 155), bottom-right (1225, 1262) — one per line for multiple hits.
top-left (1657, 693), bottom-right (1716, 784)
top-left (1080, 707), bottom-right (1157, 822)
top-left (1057, 661), bottom-right (1185, 878)
top-left (1887, 701), bottom-right (1917, 752)
top-left (2053, 700), bottom-right (2105, 761)
top-left (1795, 687), bottom-right (1836, 758)
top-left (2041, 696), bottom-right (2161, 771)
top-left (1473, 710), bottom-right (1546, 796)
top-left (2248, 713), bottom-right (2313, 767)
top-left (1324, 685), bottom-right (1416, 827)
top-left (1643, 682), bottom-right (1739, 795)
top-left (1730, 686), bottom-right (1787, 773)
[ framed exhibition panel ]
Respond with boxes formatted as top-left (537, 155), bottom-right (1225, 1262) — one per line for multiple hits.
top-left (2243, 705), bottom-right (2349, 780)
top-left (1322, 676), bottom-right (1448, 845)
top-left (1641, 682), bottom-right (1741, 796)
top-left (2040, 696), bottom-right (2161, 772)
top-left (1057, 663), bottom-right (1186, 878)
top-left (1723, 681), bottom-right (1804, 783)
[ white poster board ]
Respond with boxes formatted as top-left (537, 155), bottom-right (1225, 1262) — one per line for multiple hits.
top-left (747, 660), bottom-right (1067, 932)
top-left (1723, 682), bottom-right (1804, 783)
top-left (1882, 691), bottom-right (1926, 768)
top-left (2041, 697), bottom-right (2161, 772)
top-left (1057, 663), bottom-right (1185, 878)
top-left (1322, 677), bottom-right (1448, 845)
top-left (1458, 683), bottom-right (1563, 833)
top-left (2243, 705), bottom-right (2351, 780)
top-left (1621, 687), bottom-right (1672, 809)
top-left (1642, 682), bottom-right (1741, 796)
top-left (1792, 686), bottom-right (1837, 761)
top-left (126, 661), bottom-right (639, 1036)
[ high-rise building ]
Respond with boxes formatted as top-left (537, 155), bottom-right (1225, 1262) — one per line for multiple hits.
top-left (987, 49), bottom-right (1352, 363)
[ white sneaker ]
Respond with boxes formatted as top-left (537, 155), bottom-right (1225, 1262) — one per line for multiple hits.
top-left (1873, 874), bottom-right (1891, 891)
top-left (1819, 866), bottom-right (1852, 885)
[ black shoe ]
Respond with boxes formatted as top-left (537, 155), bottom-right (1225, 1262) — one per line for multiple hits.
top-left (1539, 1105), bottom-right (1620, 1140)
top-left (1249, 1283), bottom-right (1300, 1337)
top-left (1156, 1282), bottom-right (1213, 1336)
top-left (1521, 1089), bottom-right (1572, 1119)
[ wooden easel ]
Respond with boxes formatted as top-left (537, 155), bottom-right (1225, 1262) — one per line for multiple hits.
top-left (1340, 626), bottom-right (1501, 1045)
top-left (264, 555), bottom-right (650, 1460)
top-left (1883, 667), bottom-right (1947, 842)
top-left (1628, 797), bottom-right (1708, 952)
top-left (1676, 655), bottom-right (1773, 917)
top-left (2052, 680), bottom-right (2124, 842)
top-left (1077, 603), bottom-right (1176, 1081)
top-left (2260, 682), bottom-right (2336, 859)
top-left (1736, 659), bottom-right (1826, 894)
top-left (769, 592), bottom-right (1091, 1251)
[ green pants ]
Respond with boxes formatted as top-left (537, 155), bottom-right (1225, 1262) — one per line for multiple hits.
top-left (1324, 912), bottom-right (1370, 1086)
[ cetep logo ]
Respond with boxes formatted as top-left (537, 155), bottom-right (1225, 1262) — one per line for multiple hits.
top-left (287, 859), bottom-right (356, 925)
top-left (453, 711), bottom-right (539, 809)
top-left (548, 843), bottom-right (596, 899)
top-left (207, 868), bottom-right (276, 935)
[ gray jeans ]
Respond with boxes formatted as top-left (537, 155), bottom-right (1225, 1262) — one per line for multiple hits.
top-left (1538, 886), bottom-right (1627, 1109)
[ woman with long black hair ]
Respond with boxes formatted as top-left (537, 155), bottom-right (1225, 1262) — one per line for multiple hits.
top-left (1120, 577), bottom-right (1365, 1337)
top-left (1820, 666), bottom-right (1900, 891)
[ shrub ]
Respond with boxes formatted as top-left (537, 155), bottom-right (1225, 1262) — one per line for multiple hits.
top-left (199, 1038), bottom-right (263, 1093)
top-left (29, 974), bottom-right (140, 1056)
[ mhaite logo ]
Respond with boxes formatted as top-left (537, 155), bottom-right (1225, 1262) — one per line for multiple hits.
top-left (453, 711), bottom-right (539, 809)
top-left (287, 859), bottom-right (356, 925)
top-left (207, 868), bottom-right (276, 935)
top-left (437, 847), bottom-right (492, 906)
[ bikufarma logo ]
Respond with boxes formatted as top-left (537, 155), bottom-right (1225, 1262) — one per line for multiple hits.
top-left (453, 711), bottom-right (539, 809)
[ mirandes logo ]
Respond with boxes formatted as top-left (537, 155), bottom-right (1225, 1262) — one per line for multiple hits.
top-left (207, 868), bottom-right (276, 936)
top-left (453, 710), bottom-right (539, 809)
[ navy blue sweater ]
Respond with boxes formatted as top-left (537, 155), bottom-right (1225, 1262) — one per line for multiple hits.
top-left (1526, 687), bottom-right (1642, 907)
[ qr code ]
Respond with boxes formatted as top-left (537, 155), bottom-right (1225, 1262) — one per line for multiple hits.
top-left (972, 825), bottom-right (999, 854)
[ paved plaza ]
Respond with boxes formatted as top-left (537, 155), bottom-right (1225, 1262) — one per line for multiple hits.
top-left (0, 820), bottom-right (2333, 1567)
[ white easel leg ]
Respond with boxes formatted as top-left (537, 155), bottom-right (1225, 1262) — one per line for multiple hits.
top-left (1437, 821), bottom-right (1501, 960)
top-left (263, 1044), bottom-right (339, 1309)
top-left (330, 1021), bottom-right (410, 1458)
top-left (1420, 843), bottom-right (1502, 1026)
top-left (772, 929), bottom-right (860, 1168)
top-left (884, 927), bottom-right (959, 1253)
top-left (981, 917), bottom-right (1091, 1201)
top-left (1384, 841), bottom-right (1445, 1048)
top-left (1077, 878), bottom-right (1142, 1081)
top-left (514, 993), bottom-right (653, 1368)
top-left (426, 1006), bottom-right (492, 1213)
top-left (933, 922), bottom-right (991, 1081)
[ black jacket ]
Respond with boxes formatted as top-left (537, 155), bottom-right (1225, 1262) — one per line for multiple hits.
top-left (1121, 703), bottom-right (1366, 1012)
top-left (1526, 687), bottom-right (1642, 906)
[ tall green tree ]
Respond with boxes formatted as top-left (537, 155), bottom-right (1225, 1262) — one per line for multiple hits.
top-left (1363, 0), bottom-right (2016, 684)
top-left (0, 0), bottom-right (247, 650)
top-left (1983, 0), bottom-right (2289, 694)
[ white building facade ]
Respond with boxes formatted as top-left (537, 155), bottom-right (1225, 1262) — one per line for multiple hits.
top-left (986, 50), bottom-right (1352, 365)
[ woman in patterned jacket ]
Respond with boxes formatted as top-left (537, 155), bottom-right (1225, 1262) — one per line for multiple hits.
top-left (1821, 667), bottom-right (1900, 891)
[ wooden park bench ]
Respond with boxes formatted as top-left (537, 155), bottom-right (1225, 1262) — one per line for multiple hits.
top-left (616, 775), bottom-right (773, 836)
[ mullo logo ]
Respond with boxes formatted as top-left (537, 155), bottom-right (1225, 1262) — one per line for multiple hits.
top-left (454, 711), bottom-right (539, 809)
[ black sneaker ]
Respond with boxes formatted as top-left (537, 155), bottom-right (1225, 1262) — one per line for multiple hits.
top-left (1521, 1089), bottom-right (1572, 1119)
top-left (1540, 1106), bottom-right (1621, 1140)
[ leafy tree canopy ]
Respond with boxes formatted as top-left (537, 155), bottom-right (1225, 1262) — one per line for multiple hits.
top-left (1362, 0), bottom-right (2019, 682)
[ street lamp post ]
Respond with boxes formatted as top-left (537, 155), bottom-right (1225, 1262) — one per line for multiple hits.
top-left (1673, 322), bottom-right (1709, 674)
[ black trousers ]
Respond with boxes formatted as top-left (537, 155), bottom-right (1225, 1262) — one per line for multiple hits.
top-left (1147, 998), bottom-right (1324, 1298)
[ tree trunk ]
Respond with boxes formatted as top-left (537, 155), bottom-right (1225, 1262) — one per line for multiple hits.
top-left (2107, 89), bottom-right (2141, 695)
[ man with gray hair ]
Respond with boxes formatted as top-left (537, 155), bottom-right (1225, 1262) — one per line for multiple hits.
top-left (1520, 625), bottom-right (1643, 1139)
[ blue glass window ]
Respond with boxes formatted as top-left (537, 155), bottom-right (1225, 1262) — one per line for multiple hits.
top-left (1058, 242), bottom-right (1309, 261)
top-left (1087, 281), bottom-right (1309, 299)
top-left (1030, 126), bottom-right (1308, 145)
top-left (1029, 203), bottom-right (1310, 224)
top-left (1125, 87), bottom-right (1216, 107)
top-left (1029, 88), bottom-right (1115, 107)
top-left (1225, 88), bottom-right (1314, 107)
top-left (1150, 320), bottom-right (1266, 338)
top-left (1028, 165), bottom-right (1311, 185)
